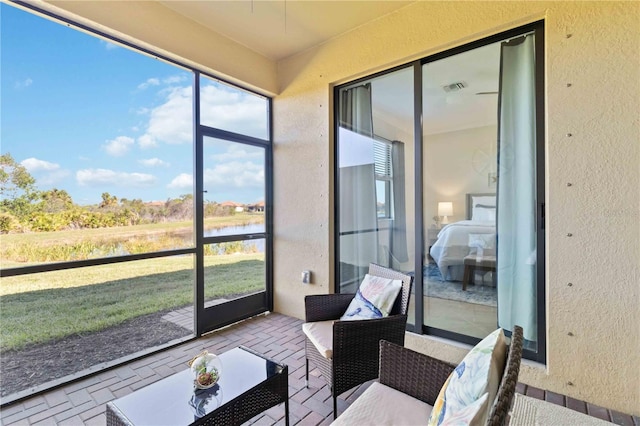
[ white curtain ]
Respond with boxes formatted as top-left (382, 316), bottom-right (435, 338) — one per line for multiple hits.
top-left (391, 140), bottom-right (408, 263)
top-left (339, 85), bottom-right (379, 291)
top-left (497, 34), bottom-right (538, 343)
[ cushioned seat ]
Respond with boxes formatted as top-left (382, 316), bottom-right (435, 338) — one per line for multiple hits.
top-left (332, 382), bottom-right (433, 426)
top-left (301, 320), bottom-right (334, 359)
top-left (332, 326), bottom-right (524, 426)
top-left (302, 263), bottom-right (413, 419)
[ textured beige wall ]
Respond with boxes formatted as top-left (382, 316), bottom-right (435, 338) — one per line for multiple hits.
top-left (274, 1), bottom-right (640, 415)
top-left (37, 0), bottom-right (278, 94)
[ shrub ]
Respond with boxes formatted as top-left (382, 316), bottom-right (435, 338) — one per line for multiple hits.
top-left (0, 212), bottom-right (22, 233)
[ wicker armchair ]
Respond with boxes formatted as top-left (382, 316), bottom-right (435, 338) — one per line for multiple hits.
top-left (302, 263), bottom-right (413, 419)
top-left (332, 325), bottom-right (524, 426)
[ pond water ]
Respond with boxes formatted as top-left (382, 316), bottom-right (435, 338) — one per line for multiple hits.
top-left (204, 223), bottom-right (264, 238)
top-left (203, 223), bottom-right (265, 253)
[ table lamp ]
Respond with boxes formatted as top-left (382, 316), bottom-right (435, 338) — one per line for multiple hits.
top-left (438, 201), bottom-right (453, 225)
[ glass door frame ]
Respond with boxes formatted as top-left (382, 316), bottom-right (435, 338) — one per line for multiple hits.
top-left (333, 21), bottom-right (546, 362)
top-left (194, 72), bottom-right (273, 336)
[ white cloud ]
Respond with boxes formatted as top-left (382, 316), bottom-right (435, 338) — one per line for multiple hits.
top-left (200, 83), bottom-right (267, 139)
top-left (100, 39), bottom-right (119, 50)
top-left (211, 144), bottom-right (262, 162)
top-left (21, 158), bottom-right (70, 186)
top-left (139, 158), bottom-right (169, 167)
top-left (138, 134), bottom-right (158, 149)
top-left (138, 86), bottom-right (193, 147)
top-left (137, 78), bottom-right (160, 90)
top-left (15, 78), bottom-right (33, 90)
top-left (103, 136), bottom-right (135, 157)
top-left (167, 173), bottom-right (192, 189)
top-left (163, 75), bottom-right (187, 85)
top-left (135, 79), bottom-right (266, 151)
top-left (76, 168), bottom-right (156, 187)
top-left (204, 161), bottom-right (264, 189)
top-left (21, 158), bottom-right (60, 172)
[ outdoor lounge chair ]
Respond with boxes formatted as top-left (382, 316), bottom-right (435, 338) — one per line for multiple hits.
top-left (332, 325), bottom-right (524, 426)
top-left (302, 263), bottom-right (413, 419)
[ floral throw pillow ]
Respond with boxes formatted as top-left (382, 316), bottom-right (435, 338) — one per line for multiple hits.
top-left (427, 328), bottom-right (506, 426)
top-left (340, 274), bottom-right (402, 321)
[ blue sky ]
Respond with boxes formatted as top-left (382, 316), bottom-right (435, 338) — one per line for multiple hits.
top-left (1, 3), bottom-right (267, 205)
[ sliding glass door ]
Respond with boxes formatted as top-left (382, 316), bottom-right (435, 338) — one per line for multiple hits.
top-left (336, 67), bottom-right (416, 316)
top-left (335, 22), bottom-right (545, 361)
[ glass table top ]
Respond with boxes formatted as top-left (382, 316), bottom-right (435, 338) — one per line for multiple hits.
top-left (111, 347), bottom-right (284, 425)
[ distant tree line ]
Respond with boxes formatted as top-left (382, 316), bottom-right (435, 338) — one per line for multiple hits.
top-left (0, 153), bottom-right (237, 233)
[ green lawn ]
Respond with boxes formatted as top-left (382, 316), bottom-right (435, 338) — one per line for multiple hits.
top-left (0, 253), bottom-right (264, 351)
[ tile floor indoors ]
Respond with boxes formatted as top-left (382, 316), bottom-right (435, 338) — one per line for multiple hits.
top-left (0, 312), bottom-right (638, 426)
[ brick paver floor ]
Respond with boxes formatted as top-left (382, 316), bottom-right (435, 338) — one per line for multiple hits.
top-left (1, 312), bottom-right (638, 425)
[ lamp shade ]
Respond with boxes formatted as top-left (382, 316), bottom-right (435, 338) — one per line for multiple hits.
top-left (438, 202), bottom-right (453, 217)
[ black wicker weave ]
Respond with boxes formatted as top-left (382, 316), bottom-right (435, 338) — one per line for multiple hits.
top-left (303, 263), bottom-right (413, 419)
top-left (487, 325), bottom-right (523, 426)
top-left (375, 325), bottom-right (524, 426)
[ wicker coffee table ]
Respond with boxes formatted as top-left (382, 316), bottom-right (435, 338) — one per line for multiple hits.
top-left (106, 346), bottom-right (289, 426)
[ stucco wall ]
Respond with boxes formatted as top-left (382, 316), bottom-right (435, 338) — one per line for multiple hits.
top-left (273, 1), bottom-right (639, 415)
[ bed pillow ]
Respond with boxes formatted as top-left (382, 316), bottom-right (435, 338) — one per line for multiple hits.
top-left (340, 274), bottom-right (402, 321)
top-left (472, 204), bottom-right (496, 222)
top-left (471, 196), bottom-right (496, 208)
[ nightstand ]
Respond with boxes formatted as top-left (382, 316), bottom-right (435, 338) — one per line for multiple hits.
top-left (427, 227), bottom-right (440, 263)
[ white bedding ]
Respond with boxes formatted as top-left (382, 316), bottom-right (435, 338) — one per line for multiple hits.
top-left (429, 220), bottom-right (495, 281)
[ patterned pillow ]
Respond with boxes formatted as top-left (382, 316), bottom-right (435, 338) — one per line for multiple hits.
top-left (427, 328), bottom-right (506, 425)
top-left (442, 393), bottom-right (488, 426)
top-left (340, 274), bottom-right (402, 321)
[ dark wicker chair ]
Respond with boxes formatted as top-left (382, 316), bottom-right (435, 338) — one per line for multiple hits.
top-left (303, 263), bottom-right (413, 419)
top-left (369, 325), bottom-right (524, 426)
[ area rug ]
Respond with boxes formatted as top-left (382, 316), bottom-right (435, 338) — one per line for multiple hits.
top-left (421, 264), bottom-right (497, 307)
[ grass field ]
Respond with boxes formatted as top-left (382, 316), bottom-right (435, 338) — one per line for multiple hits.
top-left (0, 214), bottom-right (266, 352)
top-left (0, 253), bottom-right (265, 351)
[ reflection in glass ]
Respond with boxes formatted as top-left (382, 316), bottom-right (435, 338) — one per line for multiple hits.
top-left (336, 67), bottom-right (415, 316)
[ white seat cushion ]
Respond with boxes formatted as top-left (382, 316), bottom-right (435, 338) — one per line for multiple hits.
top-left (302, 320), bottom-right (334, 359)
top-left (332, 382), bottom-right (433, 426)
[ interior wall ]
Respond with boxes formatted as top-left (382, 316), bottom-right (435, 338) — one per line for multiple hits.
top-left (424, 125), bottom-right (497, 225)
top-left (273, 1), bottom-right (639, 415)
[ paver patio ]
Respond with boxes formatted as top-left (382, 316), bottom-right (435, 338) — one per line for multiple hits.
top-left (0, 312), bottom-right (637, 425)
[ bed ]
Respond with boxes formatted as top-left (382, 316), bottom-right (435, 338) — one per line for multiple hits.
top-left (429, 193), bottom-right (496, 281)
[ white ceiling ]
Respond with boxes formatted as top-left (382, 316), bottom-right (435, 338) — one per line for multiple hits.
top-left (160, 0), bottom-right (500, 135)
top-left (159, 1), bottom-right (413, 61)
top-left (371, 41), bottom-right (502, 136)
